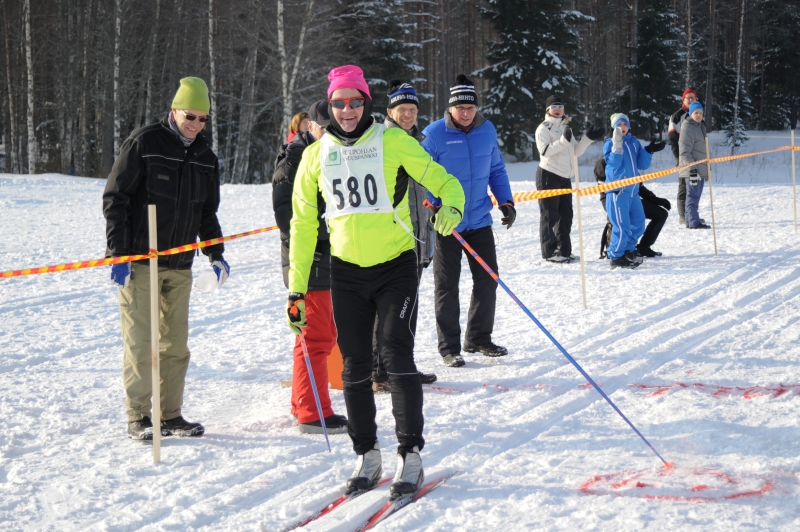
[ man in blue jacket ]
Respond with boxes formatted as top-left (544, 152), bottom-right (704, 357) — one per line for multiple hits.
top-left (423, 75), bottom-right (515, 367)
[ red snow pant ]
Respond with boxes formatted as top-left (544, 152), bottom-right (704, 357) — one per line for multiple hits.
top-left (291, 289), bottom-right (337, 423)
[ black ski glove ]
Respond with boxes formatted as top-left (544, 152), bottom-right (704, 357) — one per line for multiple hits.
top-left (645, 139), bottom-right (666, 154)
top-left (562, 126), bottom-right (572, 142)
top-left (499, 203), bottom-right (516, 229)
top-left (585, 125), bottom-right (605, 141)
top-left (689, 169), bottom-right (700, 185)
top-left (656, 197), bottom-right (671, 210)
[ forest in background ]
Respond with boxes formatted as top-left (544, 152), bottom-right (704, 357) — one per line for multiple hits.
top-left (1, 0), bottom-right (798, 181)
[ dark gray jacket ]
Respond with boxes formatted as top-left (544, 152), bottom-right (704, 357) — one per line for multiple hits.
top-left (102, 116), bottom-right (224, 269)
top-left (678, 117), bottom-right (708, 180)
top-left (383, 116), bottom-right (435, 268)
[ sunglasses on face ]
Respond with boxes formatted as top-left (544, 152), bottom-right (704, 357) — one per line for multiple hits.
top-left (549, 105), bottom-right (564, 111)
top-left (181, 110), bottom-right (209, 123)
top-left (330, 97), bottom-right (366, 109)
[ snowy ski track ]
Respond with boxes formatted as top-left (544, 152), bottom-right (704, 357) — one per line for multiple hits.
top-left (1, 133), bottom-right (800, 530)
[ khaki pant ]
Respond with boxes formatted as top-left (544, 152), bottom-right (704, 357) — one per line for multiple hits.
top-left (119, 263), bottom-right (192, 422)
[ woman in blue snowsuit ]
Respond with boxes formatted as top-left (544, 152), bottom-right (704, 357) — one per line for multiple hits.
top-left (603, 113), bottom-right (653, 269)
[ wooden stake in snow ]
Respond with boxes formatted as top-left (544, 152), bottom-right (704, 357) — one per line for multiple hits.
top-left (573, 152), bottom-right (588, 309)
top-left (148, 205), bottom-right (161, 463)
top-left (705, 137), bottom-right (719, 256)
top-left (792, 129), bottom-right (797, 232)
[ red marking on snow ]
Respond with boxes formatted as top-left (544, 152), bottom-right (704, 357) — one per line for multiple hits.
top-left (629, 382), bottom-right (800, 399)
top-left (664, 462), bottom-right (675, 471)
top-left (483, 384), bottom-right (511, 393)
top-left (580, 466), bottom-right (774, 503)
top-left (427, 386), bottom-right (464, 394)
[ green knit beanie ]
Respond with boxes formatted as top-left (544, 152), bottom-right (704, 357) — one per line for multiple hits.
top-left (172, 77), bottom-right (210, 113)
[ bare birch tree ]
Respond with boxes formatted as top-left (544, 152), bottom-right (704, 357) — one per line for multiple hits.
top-left (277, 0), bottom-right (315, 141)
top-left (23, 0), bottom-right (36, 173)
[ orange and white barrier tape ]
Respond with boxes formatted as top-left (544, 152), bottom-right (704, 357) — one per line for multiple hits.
top-left (492, 145), bottom-right (797, 204)
top-left (0, 226), bottom-right (278, 279)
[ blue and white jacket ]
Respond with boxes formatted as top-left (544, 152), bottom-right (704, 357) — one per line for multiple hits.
top-left (602, 134), bottom-right (653, 197)
top-left (422, 111), bottom-right (513, 232)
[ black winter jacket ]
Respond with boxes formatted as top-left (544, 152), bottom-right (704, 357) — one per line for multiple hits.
top-left (102, 116), bottom-right (224, 270)
top-left (272, 131), bottom-right (331, 290)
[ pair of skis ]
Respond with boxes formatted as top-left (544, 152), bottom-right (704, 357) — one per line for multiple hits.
top-left (283, 467), bottom-right (461, 531)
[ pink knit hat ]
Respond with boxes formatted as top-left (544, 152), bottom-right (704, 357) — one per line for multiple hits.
top-left (327, 65), bottom-right (371, 99)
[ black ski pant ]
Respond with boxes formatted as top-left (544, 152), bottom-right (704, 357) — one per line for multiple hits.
top-left (331, 251), bottom-right (423, 455)
top-left (677, 173), bottom-right (686, 220)
top-left (536, 167), bottom-right (573, 258)
top-left (372, 263), bottom-right (424, 383)
top-left (638, 198), bottom-right (669, 249)
top-left (433, 226), bottom-right (498, 356)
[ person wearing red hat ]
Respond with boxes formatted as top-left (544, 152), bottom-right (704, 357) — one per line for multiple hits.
top-left (286, 65), bottom-right (465, 500)
top-left (668, 88), bottom-right (699, 225)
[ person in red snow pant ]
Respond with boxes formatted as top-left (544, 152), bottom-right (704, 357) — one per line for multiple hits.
top-left (272, 100), bottom-right (348, 434)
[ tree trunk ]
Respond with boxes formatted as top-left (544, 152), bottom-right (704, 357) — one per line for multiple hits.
top-left (208, 0), bottom-right (218, 155)
top-left (731, 0), bottom-right (745, 154)
top-left (705, 0), bottom-right (715, 130)
top-left (113, 0), bottom-right (121, 159)
top-left (78, 0), bottom-right (93, 176)
top-left (140, 0), bottom-right (160, 128)
top-left (630, 0), bottom-right (638, 112)
top-left (277, 0), bottom-right (316, 141)
top-left (685, 0), bottom-right (692, 88)
top-left (232, 38), bottom-right (258, 184)
top-left (3, 0), bottom-right (19, 174)
top-left (23, 0), bottom-right (36, 173)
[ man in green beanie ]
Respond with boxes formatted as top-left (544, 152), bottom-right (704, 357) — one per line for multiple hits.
top-left (103, 76), bottom-right (230, 441)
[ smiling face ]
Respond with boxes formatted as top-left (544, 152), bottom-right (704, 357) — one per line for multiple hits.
top-left (388, 103), bottom-right (418, 131)
top-left (330, 88), bottom-right (365, 132)
top-left (172, 109), bottom-right (208, 139)
top-left (449, 104), bottom-right (477, 128)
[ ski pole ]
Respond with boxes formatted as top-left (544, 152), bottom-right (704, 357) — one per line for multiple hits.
top-left (298, 331), bottom-right (331, 452)
top-left (452, 230), bottom-right (670, 468)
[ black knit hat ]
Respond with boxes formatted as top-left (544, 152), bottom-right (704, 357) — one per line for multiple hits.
top-left (449, 74), bottom-right (477, 106)
top-left (307, 99), bottom-right (330, 127)
top-left (387, 79), bottom-right (419, 109)
top-left (545, 95), bottom-right (564, 110)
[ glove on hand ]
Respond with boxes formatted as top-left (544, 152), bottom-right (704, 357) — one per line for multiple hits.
top-left (499, 203), bottom-right (516, 229)
top-left (656, 197), bottom-right (672, 210)
top-left (645, 139), bottom-right (667, 154)
top-left (562, 126), bottom-right (572, 143)
top-left (110, 262), bottom-right (132, 288)
top-left (211, 258), bottom-right (230, 287)
top-left (612, 127), bottom-right (624, 150)
top-left (287, 292), bottom-right (307, 335)
top-left (585, 125), bottom-right (605, 141)
top-left (433, 206), bottom-right (462, 236)
top-left (689, 169), bottom-right (700, 185)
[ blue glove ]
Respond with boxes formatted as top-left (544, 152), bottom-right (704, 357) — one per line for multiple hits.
top-left (110, 262), bottom-right (132, 288)
top-left (211, 258), bottom-right (230, 287)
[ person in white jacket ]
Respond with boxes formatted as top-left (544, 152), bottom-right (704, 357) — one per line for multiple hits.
top-left (535, 96), bottom-right (604, 263)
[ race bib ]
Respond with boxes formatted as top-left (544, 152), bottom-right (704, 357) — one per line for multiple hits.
top-left (319, 124), bottom-right (393, 219)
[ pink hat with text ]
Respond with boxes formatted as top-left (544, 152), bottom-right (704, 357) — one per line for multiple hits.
top-left (327, 65), bottom-right (371, 99)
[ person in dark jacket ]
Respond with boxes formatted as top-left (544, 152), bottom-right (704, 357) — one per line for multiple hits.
top-left (594, 158), bottom-right (671, 258)
top-left (103, 77), bottom-right (230, 441)
top-left (667, 88), bottom-right (698, 225)
top-left (272, 100), bottom-right (348, 434)
top-left (422, 74), bottom-right (515, 367)
top-left (372, 80), bottom-right (437, 393)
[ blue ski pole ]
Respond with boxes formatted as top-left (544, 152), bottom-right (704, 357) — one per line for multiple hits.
top-left (298, 331), bottom-right (331, 452)
top-left (452, 230), bottom-right (671, 468)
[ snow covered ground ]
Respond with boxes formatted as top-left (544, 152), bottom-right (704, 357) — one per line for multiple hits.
top-left (1, 131), bottom-right (799, 530)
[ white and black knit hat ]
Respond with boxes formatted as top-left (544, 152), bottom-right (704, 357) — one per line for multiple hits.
top-left (449, 74), bottom-right (477, 106)
top-left (387, 79), bottom-right (419, 109)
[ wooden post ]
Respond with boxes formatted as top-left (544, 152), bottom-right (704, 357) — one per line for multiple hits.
top-left (792, 129), bottom-right (797, 232)
top-left (573, 153), bottom-right (588, 309)
top-left (704, 137), bottom-right (719, 256)
top-left (148, 205), bottom-right (161, 463)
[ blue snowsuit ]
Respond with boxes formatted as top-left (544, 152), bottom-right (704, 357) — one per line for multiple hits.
top-left (603, 134), bottom-right (653, 260)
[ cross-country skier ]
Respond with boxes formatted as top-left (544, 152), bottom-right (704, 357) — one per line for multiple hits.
top-left (272, 99), bottom-right (348, 434)
top-left (286, 65), bottom-right (465, 500)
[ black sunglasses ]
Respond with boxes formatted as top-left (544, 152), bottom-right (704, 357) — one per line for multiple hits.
top-left (181, 110), bottom-right (210, 123)
top-left (330, 97), bottom-right (366, 110)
